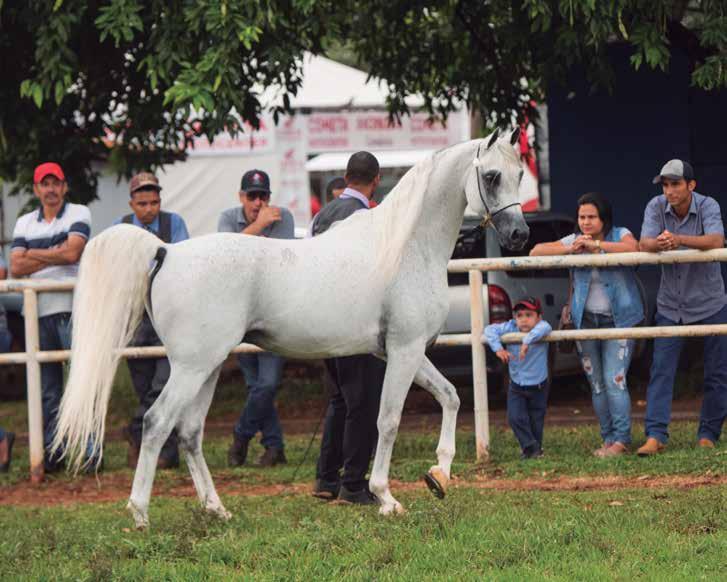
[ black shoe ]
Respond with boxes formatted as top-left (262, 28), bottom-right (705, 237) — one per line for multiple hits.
top-left (256, 447), bottom-right (287, 467)
top-left (312, 478), bottom-right (340, 500)
top-left (0, 432), bottom-right (15, 473)
top-left (337, 484), bottom-right (379, 506)
top-left (520, 447), bottom-right (544, 460)
top-left (227, 437), bottom-right (249, 467)
top-left (44, 457), bottom-right (66, 474)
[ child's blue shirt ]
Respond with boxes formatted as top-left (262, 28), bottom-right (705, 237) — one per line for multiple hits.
top-left (483, 319), bottom-right (552, 386)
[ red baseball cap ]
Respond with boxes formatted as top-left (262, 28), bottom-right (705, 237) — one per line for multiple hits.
top-left (33, 162), bottom-right (65, 184)
top-left (513, 296), bottom-right (542, 314)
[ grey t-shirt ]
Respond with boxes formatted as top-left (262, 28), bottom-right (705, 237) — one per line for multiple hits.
top-left (217, 206), bottom-right (295, 239)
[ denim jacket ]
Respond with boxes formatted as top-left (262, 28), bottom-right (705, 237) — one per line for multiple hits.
top-left (566, 227), bottom-right (645, 329)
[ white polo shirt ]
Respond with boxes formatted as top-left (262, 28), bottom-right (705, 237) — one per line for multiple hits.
top-left (12, 202), bottom-right (91, 317)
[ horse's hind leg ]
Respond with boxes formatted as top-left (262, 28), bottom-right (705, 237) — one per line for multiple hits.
top-left (127, 364), bottom-right (215, 529)
top-left (368, 342), bottom-right (426, 516)
top-left (176, 365), bottom-right (231, 520)
top-left (413, 356), bottom-right (460, 499)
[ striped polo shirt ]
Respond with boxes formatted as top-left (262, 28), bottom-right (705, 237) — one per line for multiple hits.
top-left (12, 202), bottom-right (91, 317)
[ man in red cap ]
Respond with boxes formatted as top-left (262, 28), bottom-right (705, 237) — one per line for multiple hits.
top-left (10, 162), bottom-right (94, 472)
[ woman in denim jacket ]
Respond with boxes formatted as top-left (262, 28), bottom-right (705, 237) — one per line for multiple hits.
top-left (531, 192), bottom-right (644, 456)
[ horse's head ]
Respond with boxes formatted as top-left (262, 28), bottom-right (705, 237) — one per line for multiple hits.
top-left (465, 129), bottom-right (530, 251)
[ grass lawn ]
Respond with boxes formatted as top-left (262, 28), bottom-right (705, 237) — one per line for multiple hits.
top-left (1, 419), bottom-right (726, 580)
top-left (1, 366), bottom-right (726, 579)
top-left (1, 485), bottom-right (725, 580)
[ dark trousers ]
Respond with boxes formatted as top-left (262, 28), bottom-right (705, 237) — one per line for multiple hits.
top-left (234, 352), bottom-right (285, 449)
top-left (645, 305), bottom-right (727, 443)
top-left (316, 354), bottom-right (386, 491)
top-left (507, 381), bottom-right (549, 455)
top-left (127, 315), bottom-right (178, 462)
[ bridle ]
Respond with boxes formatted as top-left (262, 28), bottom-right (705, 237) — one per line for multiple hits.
top-left (472, 141), bottom-right (522, 228)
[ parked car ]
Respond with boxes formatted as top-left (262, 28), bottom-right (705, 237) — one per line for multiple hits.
top-left (427, 211), bottom-right (658, 398)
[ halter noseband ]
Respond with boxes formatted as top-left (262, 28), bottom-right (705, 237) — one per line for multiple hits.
top-left (473, 142), bottom-right (522, 228)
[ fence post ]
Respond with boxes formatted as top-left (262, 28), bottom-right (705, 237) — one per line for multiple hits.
top-left (23, 288), bottom-right (45, 482)
top-left (469, 270), bottom-right (490, 461)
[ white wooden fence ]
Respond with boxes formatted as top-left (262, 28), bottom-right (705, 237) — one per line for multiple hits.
top-left (2, 248), bottom-right (727, 480)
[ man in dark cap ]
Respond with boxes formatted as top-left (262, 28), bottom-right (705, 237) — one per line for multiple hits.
top-left (311, 151), bottom-right (387, 505)
top-left (637, 159), bottom-right (727, 455)
top-left (116, 171), bottom-right (190, 469)
top-left (219, 169), bottom-right (294, 467)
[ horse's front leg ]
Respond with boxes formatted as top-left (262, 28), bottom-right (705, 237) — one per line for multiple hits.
top-left (413, 356), bottom-right (460, 499)
top-left (369, 341), bottom-right (426, 516)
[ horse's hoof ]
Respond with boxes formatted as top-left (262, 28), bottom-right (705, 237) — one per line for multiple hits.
top-left (210, 506), bottom-right (232, 521)
top-left (127, 501), bottom-right (149, 530)
top-left (423, 467), bottom-right (449, 499)
top-left (379, 501), bottom-right (405, 516)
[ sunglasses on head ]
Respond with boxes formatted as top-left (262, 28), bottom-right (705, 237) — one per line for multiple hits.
top-left (246, 191), bottom-right (270, 201)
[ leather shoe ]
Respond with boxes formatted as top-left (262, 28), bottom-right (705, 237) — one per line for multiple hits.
top-left (698, 438), bottom-right (716, 449)
top-left (337, 484), bottom-right (379, 505)
top-left (256, 447), bottom-right (287, 467)
top-left (0, 432), bottom-right (15, 473)
top-left (602, 442), bottom-right (628, 457)
top-left (227, 436), bottom-right (249, 467)
top-left (312, 478), bottom-right (340, 500)
top-left (637, 437), bottom-right (666, 456)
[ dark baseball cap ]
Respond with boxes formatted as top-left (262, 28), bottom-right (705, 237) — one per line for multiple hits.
top-left (652, 159), bottom-right (695, 184)
top-left (513, 296), bottom-right (542, 314)
top-left (129, 172), bottom-right (161, 194)
top-left (241, 169), bottom-right (271, 194)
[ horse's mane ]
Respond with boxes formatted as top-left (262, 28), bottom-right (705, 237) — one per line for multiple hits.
top-left (368, 151), bottom-right (436, 284)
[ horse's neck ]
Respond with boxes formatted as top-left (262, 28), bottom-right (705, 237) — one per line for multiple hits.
top-left (411, 143), bottom-right (476, 268)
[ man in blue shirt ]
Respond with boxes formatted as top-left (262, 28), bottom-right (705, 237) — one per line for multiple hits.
top-left (115, 172), bottom-right (190, 469)
top-left (638, 159), bottom-right (727, 455)
top-left (485, 297), bottom-right (552, 459)
top-left (219, 169), bottom-right (294, 468)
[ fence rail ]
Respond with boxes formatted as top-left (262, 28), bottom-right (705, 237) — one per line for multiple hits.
top-left (2, 248), bottom-right (727, 479)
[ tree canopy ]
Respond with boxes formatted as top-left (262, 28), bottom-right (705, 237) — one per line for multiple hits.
top-left (1, 0), bottom-right (725, 202)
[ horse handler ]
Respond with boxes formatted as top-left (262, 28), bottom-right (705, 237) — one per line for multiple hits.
top-left (116, 172), bottom-right (190, 469)
top-left (220, 169), bottom-right (295, 467)
top-left (310, 152), bottom-right (387, 505)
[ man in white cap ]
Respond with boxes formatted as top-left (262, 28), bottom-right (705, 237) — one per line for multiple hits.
top-left (637, 159), bottom-right (727, 455)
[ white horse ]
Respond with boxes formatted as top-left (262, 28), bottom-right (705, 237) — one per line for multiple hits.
top-left (53, 129), bottom-right (529, 528)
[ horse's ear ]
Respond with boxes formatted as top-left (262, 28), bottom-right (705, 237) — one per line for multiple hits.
top-left (486, 129), bottom-right (500, 149)
top-left (509, 127), bottom-right (521, 145)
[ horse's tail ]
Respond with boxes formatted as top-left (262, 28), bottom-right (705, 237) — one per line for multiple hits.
top-left (52, 224), bottom-right (163, 472)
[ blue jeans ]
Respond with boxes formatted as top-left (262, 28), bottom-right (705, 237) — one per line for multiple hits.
top-left (507, 381), bottom-right (549, 454)
top-left (577, 312), bottom-right (635, 445)
top-left (39, 313), bottom-right (96, 465)
top-left (234, 352), bottom-right (285, 449)
top-left (645, 305), bottom-right (727, 444)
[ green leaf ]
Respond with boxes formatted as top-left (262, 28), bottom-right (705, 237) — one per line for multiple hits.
top-left (32, 85), bottom-right (43, 108)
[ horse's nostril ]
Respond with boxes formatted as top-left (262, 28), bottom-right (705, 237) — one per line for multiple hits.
top-left (511, 228), bottom-right (527, 243)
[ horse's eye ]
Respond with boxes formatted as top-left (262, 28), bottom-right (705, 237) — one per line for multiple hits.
top-left (483, 170), bottom-right (500, 185)
top-left (518, 169), bottom-right (524, 183)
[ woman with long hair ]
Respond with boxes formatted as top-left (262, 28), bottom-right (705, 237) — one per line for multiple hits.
top-left (531, 192), bottom-right (644, 456)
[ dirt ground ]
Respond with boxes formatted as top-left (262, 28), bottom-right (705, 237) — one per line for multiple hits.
top-left (2, 472), bottom-right (725, 508)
